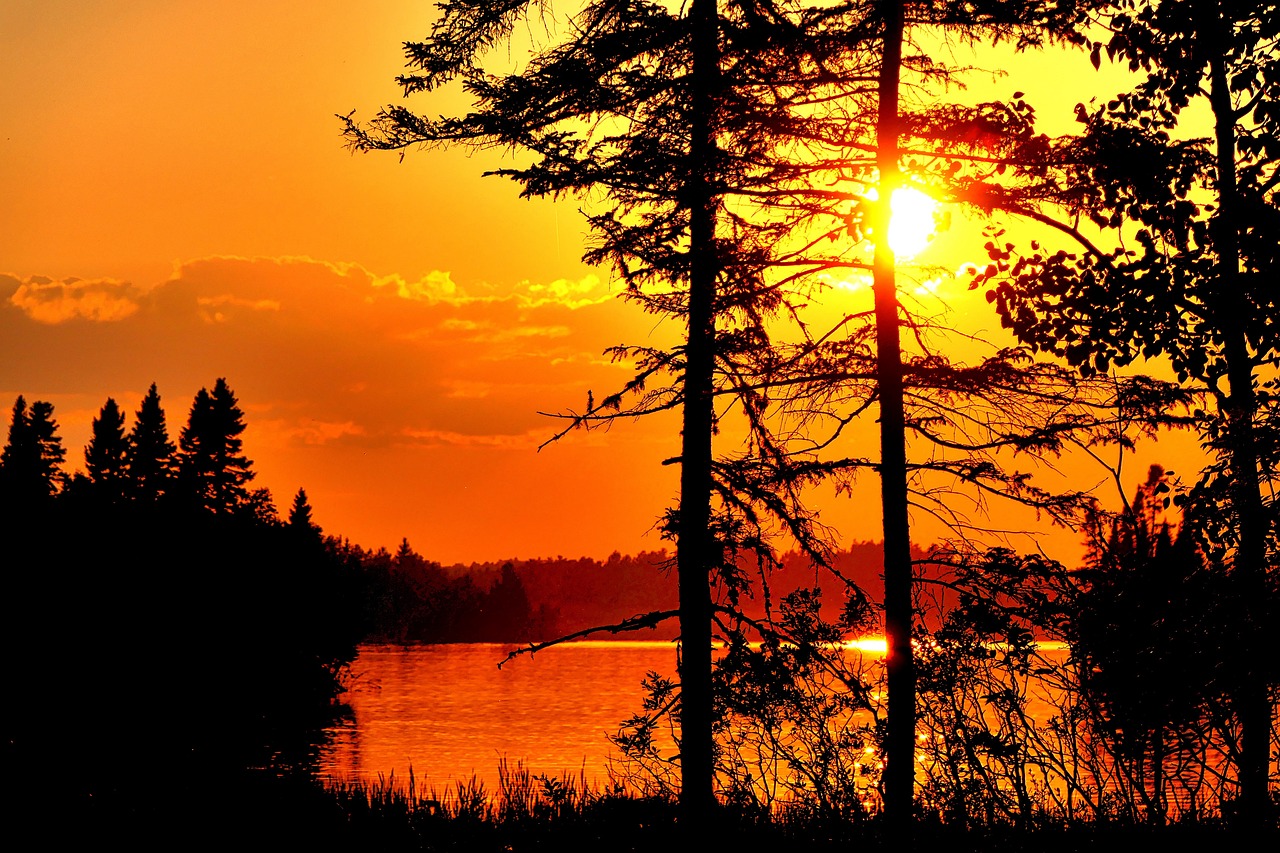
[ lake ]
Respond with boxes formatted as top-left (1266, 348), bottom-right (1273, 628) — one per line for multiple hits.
top-left (318, 642), bottom-right (685, 795)
top-left (315, 640), bottom-right (1228, 820)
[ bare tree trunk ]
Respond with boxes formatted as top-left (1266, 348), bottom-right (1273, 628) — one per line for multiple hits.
top-left (677, 0), bottom-right (720, 830)
top-left (1208, 40), bottom-right (1273, 826)
top-left (872, 0), bottom-right (915, 835)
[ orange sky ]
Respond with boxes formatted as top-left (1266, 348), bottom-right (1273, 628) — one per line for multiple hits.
top-left (1, 2), bottom-right (1201, 564)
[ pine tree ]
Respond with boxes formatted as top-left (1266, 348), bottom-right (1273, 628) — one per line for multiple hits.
top-left (125, 383), bottom-right (176, 503)
top-left (342, 3), bottom-right (881, 822)
top-left (2, 397), bottom-right (66, 507)
top-left (0, 396), bottom-right (37, 505)
top-left (29, 402), bottom-right (65, 497)
top-left (486, 562), bottom-right (533, 642)
top-left (288, 487), bottom-right (319, 535)
top-left (178, 378), bottom-right (254, 515)
top-left (84, 397), bottom-right (128, 502)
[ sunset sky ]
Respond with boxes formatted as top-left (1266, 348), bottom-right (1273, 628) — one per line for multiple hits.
top-left (1, 1), bottom-right (1197, 564)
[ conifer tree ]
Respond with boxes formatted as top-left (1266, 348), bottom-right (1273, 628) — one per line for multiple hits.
top-left (178, 378), bottom-right (254, 515)
top-left (1, 397), bottom-right (66, 507)
top-left (342, 2), bottom-right (875, 821)
top-left (29, 402), bottom-right (65, 498)
top-left (84, 397), bottom-right (128, 502)
top-left (288, 487), bottom-right (319, 535)
top-left (125, 383), bottom-right (176, 503)
top-left (0, 397), bottom-right (37, 504)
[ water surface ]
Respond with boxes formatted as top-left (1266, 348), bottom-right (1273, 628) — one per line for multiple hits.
top-left (319, 642), bottom-right (681, 793)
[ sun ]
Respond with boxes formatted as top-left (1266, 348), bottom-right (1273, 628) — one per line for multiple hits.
top-left (887, 187), bottom-right (939, 259)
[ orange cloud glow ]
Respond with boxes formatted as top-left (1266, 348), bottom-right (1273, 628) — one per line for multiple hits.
top-left (7, 275), bottom-right (143, 324)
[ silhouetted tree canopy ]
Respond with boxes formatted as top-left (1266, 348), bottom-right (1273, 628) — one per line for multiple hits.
top-left (971, 0), bottom-right (1280, 821)
top-left (125, 382), bottom-right (177, 504)
top-left (289, 487), bottom-right (319, 535)
top-left (177, 377), bottom-right (255, 515)
top-left (0, 396), bottom-right (66, 512)
top-left (84, 397), bottom-right (128, 503)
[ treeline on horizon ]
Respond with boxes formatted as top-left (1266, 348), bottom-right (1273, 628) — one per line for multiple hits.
top-left (0, 381), bottom-right (908, 650)
top-left (350, 539), bottom-right (898, 644)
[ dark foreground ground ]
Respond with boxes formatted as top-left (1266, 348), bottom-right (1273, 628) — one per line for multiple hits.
top-left (13, 774), bottom-right (1276, 852)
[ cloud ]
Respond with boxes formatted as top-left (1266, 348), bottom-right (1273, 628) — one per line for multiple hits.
top-left (370, 269), bottom-right (461, 303)
top-left (262, 418), bottom-right (367, 447)
top-left (196, 294), bottom-right (282, 323)
top-left (8, 275), bottom-right (143, 323)
top-left (0, 255), bottom-right (648, 446)
top-left (398, 427), bottom-right (544, 449)
top-left (520, 274), bottom-right (612, 308)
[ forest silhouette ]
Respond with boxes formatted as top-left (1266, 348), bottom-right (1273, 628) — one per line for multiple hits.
top-left (2, 380), bottom-right (1274, 841)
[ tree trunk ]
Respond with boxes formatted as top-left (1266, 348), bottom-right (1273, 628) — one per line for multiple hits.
top-left (872, 0), bottom-right (915, 834)
top-left (1208, 37), bottom-right (1273, 826)
top-left (677, 0), bottom-right (720, 830)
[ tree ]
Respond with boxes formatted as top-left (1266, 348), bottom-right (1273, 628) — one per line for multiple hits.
top-left (344, 1), bottom-right (1133, 829)
top-left (0, 397), bottom-right (37, 509)
top-left (84, 397), bottom-right (128, 503)
top-left (0, 396), bottom-right (66, 512)
top-left (288, 487), bottom-right (320, 535)
top-left (484, 562), bottom-right (536, 642)
top-left (125, 383), bottom-right (176, 504)
top-left (177, 378), bottom-right (255, 515)
top-left (29, 402), bottom-right (65, 493)
top-left (2, 384), bottom-right (364, 827)
top-left (827, 1), bottom-right (1104, 827)
top-left (972, 0), bottom-right (1280, 821)
top-left (342, 0), bottom-right (864, 825)
top-left (1069, 465), bottom-right (1233, 822)
top-left (869, 0), bottom-right (917, 828)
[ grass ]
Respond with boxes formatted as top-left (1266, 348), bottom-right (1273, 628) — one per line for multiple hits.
top-left (9, 761), bottom-right (1274, 851)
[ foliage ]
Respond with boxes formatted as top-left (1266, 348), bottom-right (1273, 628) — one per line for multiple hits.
top-left (1073, 469), bottom-right (1225, 805)
top-left (83, 397), bottom-right (128, 501)
top-left (908, 470), bottom-right (1262, 826)
top-left (177, 377), bottom-right (256, 515)
top-left (967, 0), bottom-right (1280, 818)
top-left (0, 395), bottom-right (66, 510)
top-left (125, 381), bottom-right (177, 502)
top-left (356, 542), bottom-right (557, 643)
top-left (341, 1), bottom-right (912, 821)
top-left (341, 2), bottom-right (1204, 831)
top-left (289, 486), bottom-right (319, 533)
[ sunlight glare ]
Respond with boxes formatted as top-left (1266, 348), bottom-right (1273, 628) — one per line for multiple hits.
top-left (888, 187), bottom-right (939, 259)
